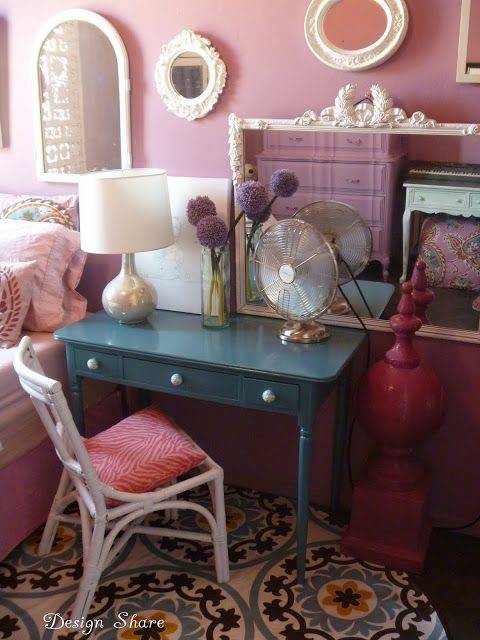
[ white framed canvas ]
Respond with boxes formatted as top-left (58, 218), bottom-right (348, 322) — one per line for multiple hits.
top-left (136, 176), bottom-right (231, 314)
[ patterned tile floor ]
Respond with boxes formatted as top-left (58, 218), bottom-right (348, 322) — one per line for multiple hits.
top-left (0, 486), bottom-right (448, 639)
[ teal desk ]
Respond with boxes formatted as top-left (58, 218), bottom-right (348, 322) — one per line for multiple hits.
top-left (55, 311), bottom-right (366, 582)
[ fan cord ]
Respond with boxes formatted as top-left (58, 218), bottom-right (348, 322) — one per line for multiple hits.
top-left (338, 257), bottom-right (374, 318)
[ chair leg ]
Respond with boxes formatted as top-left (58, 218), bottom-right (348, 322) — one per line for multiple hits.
top-left (209, 474), bottom-right (230, 583)
top-left (38, 469), bottom-right (72, 555)
top-left (71, 519), bottom-right (107, 621)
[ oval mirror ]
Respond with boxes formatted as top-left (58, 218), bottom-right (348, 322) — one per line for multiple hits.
top-left (170, 51), bottom-right (210, 99)
top-left (155, 30), bottom-right (227, 121)
top-left (304, 0), bottom-right (409, 70)
top-left (33, 9), bottom-right (131, 182)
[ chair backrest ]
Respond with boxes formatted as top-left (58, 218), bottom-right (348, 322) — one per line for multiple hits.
top-left (13, 336), bottom-right (106, 515)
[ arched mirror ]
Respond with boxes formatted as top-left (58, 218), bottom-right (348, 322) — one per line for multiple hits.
top-left (457, 0), bottom-right (480, 82)
top-left (304, 0), bottom-right (408, 70)
top-left (154, 30), bottom-right (227, 121)
top-left (229, 84), bottom-right (480, 346)
top-left (33, 9), bottom-right (131, 182)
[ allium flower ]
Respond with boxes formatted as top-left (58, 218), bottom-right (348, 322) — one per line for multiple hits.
top-left (270, 169), bottom-right (299, 198)
top-left (187, 195), bottom-right (217, 226)
top-left (196, 215), bottom-right (228, 249)
top-left (236, 181), bottom-right (269, 217)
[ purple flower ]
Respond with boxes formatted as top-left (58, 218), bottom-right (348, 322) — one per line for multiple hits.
top-left (187, 196), bottom-right (217, 226)
top-left (270, 169), bottom-right (299, 198)
top-left (236, 181), bottom-right (269, 217)
top-left (196, 215), bottom-right (228, 248)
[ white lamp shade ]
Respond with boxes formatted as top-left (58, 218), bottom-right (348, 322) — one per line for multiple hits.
top-left (78, 168), bottom-right (174, 254)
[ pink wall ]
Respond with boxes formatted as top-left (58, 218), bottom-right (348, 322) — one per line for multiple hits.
top-left (0, 0), bottom-right (479, 535)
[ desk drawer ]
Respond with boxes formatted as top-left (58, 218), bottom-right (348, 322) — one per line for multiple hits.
top-left (325, 162), bottom-right (386, 194)
top-left (124, 359), bottom-right (239, 402)
top-left (410, 188), bottom-right (468, 209)
top-left (73, 348), bottom-right (121, 379)
top-left (244, 378), bottom-right (299, 412)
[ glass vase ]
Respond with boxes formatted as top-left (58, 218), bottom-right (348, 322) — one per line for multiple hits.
top-left (201, 245), bottom-right (230, 329)
top-left (245, 222), bottom-right (263, 304)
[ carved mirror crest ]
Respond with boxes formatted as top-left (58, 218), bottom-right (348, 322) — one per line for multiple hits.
top-left (154, 30), bottom-right (227, 121)
top-left (304, 0), bottom-right (409, 70)
top-left (33, 9), bottom-right (131, 182)
top-left (229, 84), bottom-right (480, 345)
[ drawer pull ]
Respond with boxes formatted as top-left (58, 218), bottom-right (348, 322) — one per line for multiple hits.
top-left (346, 137), bottom-right (362, 146)
top-left (262, 389), bottom-right (276, 403)
top-left (417, 195), bottom-right (425, 201)
top-left (170, 373), bottom-right (183, 387)
top-left (86, 358), bottom-right (99, 370)
top-left (457, 198), bottom-right (464, 204)
top-left (346, 178), bottom-right (360, 184)
top-left (288, 136), bottom-right (304, 142)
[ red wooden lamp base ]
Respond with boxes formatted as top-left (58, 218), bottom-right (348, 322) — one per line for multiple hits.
top-left (341, 473), bottom-right (431, 573)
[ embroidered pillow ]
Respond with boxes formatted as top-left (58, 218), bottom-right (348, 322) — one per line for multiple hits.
top-left (419, 214), bottom-right (480, 291)
top-left (0, 193), bottom-right (79, 230)
top-left (85, 404), bottom-right (206, 497)
top-left (0, 261), bottom-right (37, 348)
top-left (0, 219), bottom-right (87, 332)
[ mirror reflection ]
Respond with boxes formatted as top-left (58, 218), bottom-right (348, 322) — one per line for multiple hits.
top-left (466, 0), bottom-right (480, 73)
top-left (242, 130), bottom-right (480, 333)
top-left (323, 0), bottom-right (387, 50)
top-left (171, 52), bottom-right (209, 99)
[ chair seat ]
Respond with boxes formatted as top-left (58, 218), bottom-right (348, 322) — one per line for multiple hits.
top-left (85, 404), bottom-right (206, 495)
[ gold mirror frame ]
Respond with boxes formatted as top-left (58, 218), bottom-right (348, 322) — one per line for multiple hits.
top-left (228, 84), bottom-right (480, 345)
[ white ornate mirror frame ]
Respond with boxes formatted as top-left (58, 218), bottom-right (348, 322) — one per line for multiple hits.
top-left (32, 9), bottom-right (131, 183)
top-left (304, 0), bottom-right (408, 70)
top-left (228, 84), bottom-right (480, 345)
top-left (154, 30), bottom-right (227, 121)
top-left (456, 0), bottom-right (480, 83)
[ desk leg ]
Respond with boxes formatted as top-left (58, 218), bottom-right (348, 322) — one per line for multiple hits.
top-left (401, 208), bottom-right (412, 283)
top-left (330, 367), bottom-right (352, 516)
top-left (65, 347), bottom-right (84, 434)
top-left (297, 420), bottom-right (313, 584)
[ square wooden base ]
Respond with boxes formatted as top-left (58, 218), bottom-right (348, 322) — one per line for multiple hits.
top-left (340, 475), bottom-right (432, 573)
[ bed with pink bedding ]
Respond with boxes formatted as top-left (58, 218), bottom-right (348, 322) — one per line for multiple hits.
top-left (0, 194), bottom-right (89, 559)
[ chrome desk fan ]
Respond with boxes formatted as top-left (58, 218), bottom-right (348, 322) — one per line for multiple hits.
top-left (254, 218), bottom-right (338, 343)
top-left (294, 200), bottom-right (373, 316)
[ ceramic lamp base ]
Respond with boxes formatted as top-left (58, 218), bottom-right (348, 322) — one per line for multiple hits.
top-left (102, 253), bottom-right (156, 325)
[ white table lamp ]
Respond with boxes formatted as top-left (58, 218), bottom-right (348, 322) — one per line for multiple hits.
top-left (79, 168), bottom-right (174, 324)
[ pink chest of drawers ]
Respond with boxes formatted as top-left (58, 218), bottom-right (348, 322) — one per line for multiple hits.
top-left (256, 131), bottom-right (406, 281)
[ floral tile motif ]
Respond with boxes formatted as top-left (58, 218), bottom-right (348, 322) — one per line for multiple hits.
top-left (0, 486), bottom-right (448, 640)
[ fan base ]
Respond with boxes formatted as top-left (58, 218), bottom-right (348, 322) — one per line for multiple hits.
top-left (278, 320), bottom-right (330, 343)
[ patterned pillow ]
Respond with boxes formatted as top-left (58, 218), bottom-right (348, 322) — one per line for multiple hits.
top-left (85, 404), bottom-right (206, 500)
top-left (0, 197), bottom-right (77, 230)
top-left (0, 261), bottom-right (37, 348)
top-left (418, 214), bottom-right (480, 291)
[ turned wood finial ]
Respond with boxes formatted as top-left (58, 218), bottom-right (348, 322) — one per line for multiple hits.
top-left (385, 282), bottom-right (422, 369)
top-left (411, 258), bottom-right (434, 325)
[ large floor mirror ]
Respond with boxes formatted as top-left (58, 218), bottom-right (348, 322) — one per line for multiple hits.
top-left (229, 84), bottom-right (480, 344)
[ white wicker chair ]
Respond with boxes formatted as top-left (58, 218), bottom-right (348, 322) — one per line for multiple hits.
top-left (13, 336), bottom-right (229, 621)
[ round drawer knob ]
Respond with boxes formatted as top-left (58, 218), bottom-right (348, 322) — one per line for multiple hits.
top-left (262, 389), bottom-right (276, 403)
top-left (86, 358), bottom-right (99, 370)
top-left (457, 198), bottom-right (464, 204)
top-left (417, 196), bottom-right (425, 201)
top-left (170, 373), bottom-right (183, 386)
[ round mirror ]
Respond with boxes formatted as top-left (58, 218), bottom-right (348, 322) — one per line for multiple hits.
top-left (170, 51), bottom-right (210, 99)
top-left (304, 0), bottom-right (408, 70)
top-left (155, 30), bottom-right (227, 121)
top-left (323, 0), bottom-right (387, 50)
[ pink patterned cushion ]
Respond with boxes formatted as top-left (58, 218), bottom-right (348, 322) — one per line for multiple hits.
top-left (85, 405), bottom-right (206, 496)
top-left (0, 261), bottom-right (37, 348)
top-left (0, 219), bottom-right (87, 331)
top-left (0, 193), bottom-right (79, 229)
top-left (419, 214), bottom-right (480, 290)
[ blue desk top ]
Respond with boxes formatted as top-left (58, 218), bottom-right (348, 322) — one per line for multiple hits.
top-left (55, 311), bottom-right (366, 384)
